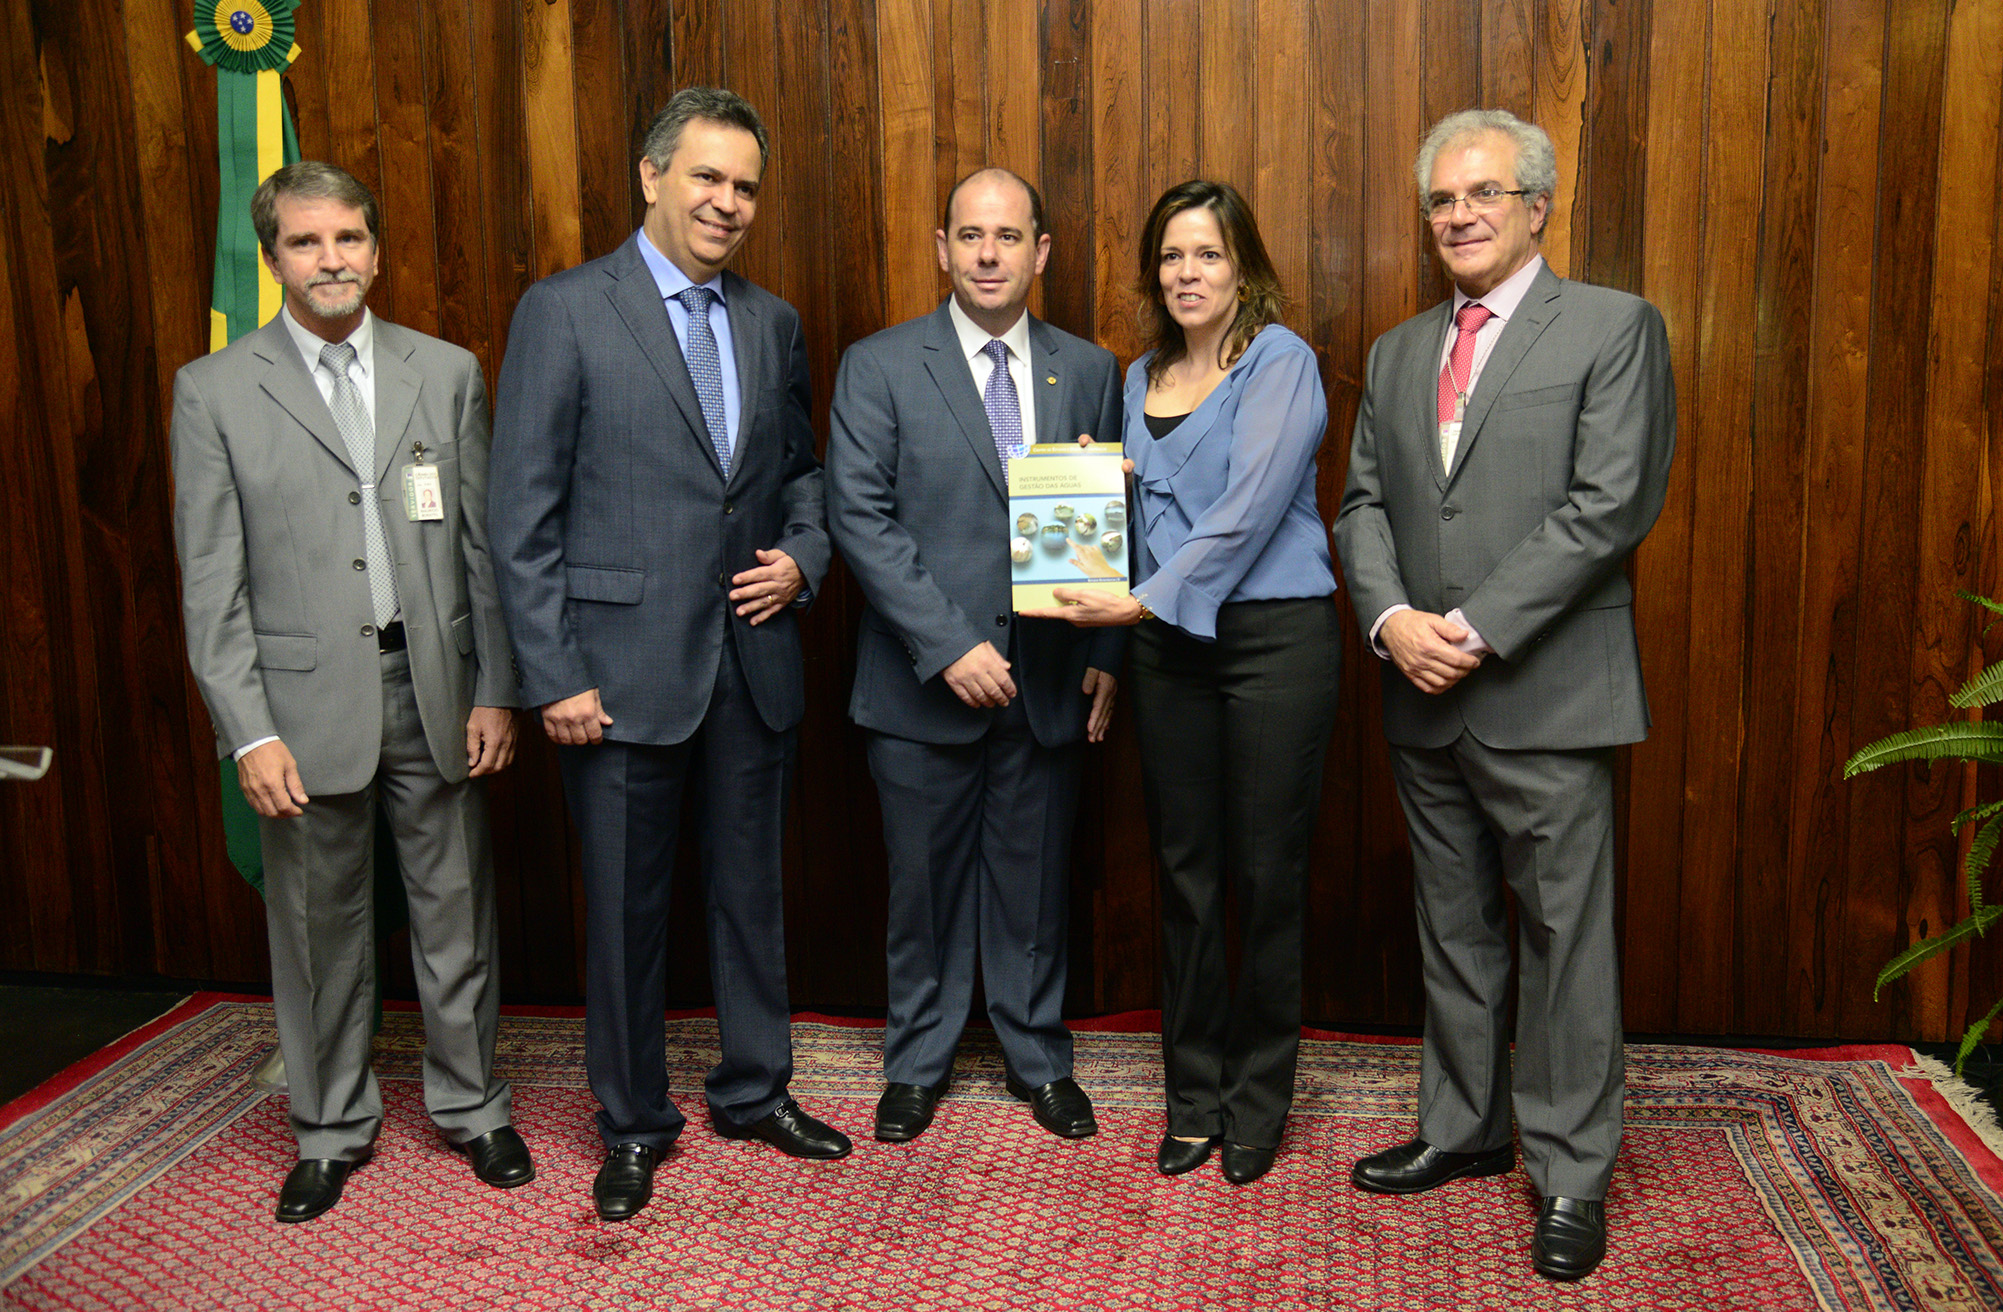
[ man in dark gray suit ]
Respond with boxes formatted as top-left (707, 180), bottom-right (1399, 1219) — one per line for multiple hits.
top-left (488, 88), bottom-right (845, 1224)
top-left (827, 169), bottom-right (1123, 1144)
top-left (172, 162), bottom-right (530, 1222)
top-left (1334, 110), bottom-right (1675, 1280)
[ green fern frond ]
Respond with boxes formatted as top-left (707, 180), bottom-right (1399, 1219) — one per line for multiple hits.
top-left (1956, 590), bottom-right (2003, 619)
top-left (1956, 994), bottom-right (2003, 1075)
top-left (1952, 800), bottom-right (2003, 836)
top-left (1874, 905), bottom-right (2003, 999)
top-left (1968, 815), bottom-right (2003, 913)
top-left (1845, 723), bottom-right (2003, 777)
top-left (1949, 659), bottom-right (2003, 710)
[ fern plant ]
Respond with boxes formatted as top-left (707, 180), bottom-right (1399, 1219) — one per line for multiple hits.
top-left (1844, 591), bottom-right (2003, 1073)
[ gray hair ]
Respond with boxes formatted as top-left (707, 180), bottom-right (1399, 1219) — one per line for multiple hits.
top-left (251, 162), bottom-right (380, 257)
top-left (640, 87), bottom-right (769, 171)
top-left (1413, 109), bottom-right (1557, 204)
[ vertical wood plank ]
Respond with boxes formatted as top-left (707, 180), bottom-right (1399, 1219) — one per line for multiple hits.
top-left (1039, 0), bottom-right (1093, 340)
top-left (523, 0), bottom-right (584, 278)
top-left (1532, 0), bottom-right (1583, 278)
top-left (1251, 0), bottom-right (1309, 325)
top-left (878, 0), bottom-right (935, 323)
top-left (984, 0), bottom-right (1040, 178)
top-left (1090, 0), bottom-right (1142, 357)
top-left (1622, 0), bottom-right (1705, 1032)
top-left (1673, 0), bottom-right (1765, 1034)
top-left (1144, 0), bottom-right (1201, 200)
top-left (572, 0), bottom-right (635, 269)
top-left (1896, 0), bottom-right (1998, 1038)
top-left (1781, 0), bottom-right (1881, 1038)
top-left (1197, 0), bottom-right (1255, 190)
top-left (1734, 0), bottom-right (1822, 1035)
top-left (1837, 0), bottom-right (1951, 1041)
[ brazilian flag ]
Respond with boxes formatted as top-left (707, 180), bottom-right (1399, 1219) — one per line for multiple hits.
top-left (187, 0), bottom-right (301, 890)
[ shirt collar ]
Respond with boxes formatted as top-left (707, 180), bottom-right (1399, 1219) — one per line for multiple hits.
top-left (947, 295), bottom-right (1032, 367)
top-left (1451, 252), bottom-right (1545, 324)
top-left (281, 304), bottom-right (373, 375)
top-left (637, 228), bottom-right (727, 305)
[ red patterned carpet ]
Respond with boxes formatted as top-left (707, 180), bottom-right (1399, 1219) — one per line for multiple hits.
top-left (3, 997), bottom-right (2002, 1310)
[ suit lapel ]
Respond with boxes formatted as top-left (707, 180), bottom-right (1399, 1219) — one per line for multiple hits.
top-left (921, 303), bottom-right (1008, 500)
top-left (252, 317), bottom-right (356, 474)
top-left (603, 237), bottom-right (726, 480)
top-left (1028, 318), bottom-right (1063, 448)
top-left (1410, 300), bottom-right (1453, 490)
top-left (371, 321), bottom-right (420, 481)
top-left (1445, 265), bottom-right (1563, 484)
top-left (721, 270), bottom-right (763, 491)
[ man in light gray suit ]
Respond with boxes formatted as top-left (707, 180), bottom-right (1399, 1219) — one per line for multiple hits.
top-left (488, 87), bottom-right (846, 1224)
top-left (827, 169), bottom-right (1122, 1144)
top-left (1334, 110), bottom-right (1675, 1280)
top-left (172, 162), bottom-right (530, 1223)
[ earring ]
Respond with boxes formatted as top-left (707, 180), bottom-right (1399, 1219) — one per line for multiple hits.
top-left (1237, 284), bottom-right (1250, 304)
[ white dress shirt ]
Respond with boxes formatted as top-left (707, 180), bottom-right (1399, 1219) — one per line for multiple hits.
top-left (946, 297), bottom-right (1036, 459)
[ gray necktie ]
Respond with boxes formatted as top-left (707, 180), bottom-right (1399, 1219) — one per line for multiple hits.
top-left (319, 341), bottom-right (398, 627)
top-left (675, 285), bottom-right (731, 477)
top-left (981, 338), bottom-right (1024, 471)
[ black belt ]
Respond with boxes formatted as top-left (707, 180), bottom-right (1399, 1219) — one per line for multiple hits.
top-left (377, 620), bottom-right (406, 653)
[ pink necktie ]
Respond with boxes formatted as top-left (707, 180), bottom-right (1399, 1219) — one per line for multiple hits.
top-left (1437, 302), bottom-right (1494, 424)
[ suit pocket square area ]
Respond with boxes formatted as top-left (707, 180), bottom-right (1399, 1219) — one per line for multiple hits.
top-left (253, 632), bottom-right (318, 672)
top-left (1491, 381), bottom-right (1581, 413)
top-left (565, 564), bottom-right (646, 604)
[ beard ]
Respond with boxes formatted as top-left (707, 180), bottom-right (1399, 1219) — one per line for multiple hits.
top-left (298, 274), bottom-right (367, 320)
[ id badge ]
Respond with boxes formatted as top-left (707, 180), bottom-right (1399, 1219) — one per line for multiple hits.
top-left (403, 463), bottom-right (444, 521)
top-left (1437, 419), bottom-right (1462, 465)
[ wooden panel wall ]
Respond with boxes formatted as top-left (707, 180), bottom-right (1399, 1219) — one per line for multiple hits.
top-left (4, 0), bottom-right (2000, 1041)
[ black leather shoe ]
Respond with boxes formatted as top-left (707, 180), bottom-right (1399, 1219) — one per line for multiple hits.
top-left (592, 1143), bottom-right (660, 1222)
top-left (1004, 1073), bottom-right (1098, 1138)
top-left (1220, 1142), bottom-right (1277, 1185)
top-left (1350, 1138), bottom-right (1513, 1194)
top-left (875, 1080), bottom-right (949, 1142)
top-left (275, 1158), bottom-right (354, 1223)
top-left (1532, 1196), bottom-right (1606, 1280)
top-left (455, 1126), bottom-right (535, 1187)
top-left (1157, 1134), bottom-right (1221, 1176)
top-left (717, 1096), bottom-right (853, 1159)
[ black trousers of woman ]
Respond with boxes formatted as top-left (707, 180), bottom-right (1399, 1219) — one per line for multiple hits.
top-left (1130, 595), bottom-right (1342, 1149)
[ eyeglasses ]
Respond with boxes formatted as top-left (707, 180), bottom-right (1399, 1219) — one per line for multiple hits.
top-left (1425, 187), bottom-right (1528, 220)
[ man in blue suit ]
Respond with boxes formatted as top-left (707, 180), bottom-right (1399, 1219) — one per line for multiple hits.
top-left (489, 87), bottom-right (847, 1224)
top-left (827, 169), bottom-right (1123, 1144)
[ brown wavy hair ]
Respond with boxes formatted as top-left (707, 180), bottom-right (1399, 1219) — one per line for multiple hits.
top-left (1136, 180), bottom-right (1285, 388)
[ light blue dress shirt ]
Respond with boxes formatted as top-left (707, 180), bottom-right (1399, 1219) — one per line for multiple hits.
top-left (636, 229), bottom-right (742, 457)
top-left (1126, 325), bottom-right (1337, 641)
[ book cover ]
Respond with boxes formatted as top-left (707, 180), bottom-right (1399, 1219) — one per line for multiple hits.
top-left (1007, 443), bottom-right (1130, 611)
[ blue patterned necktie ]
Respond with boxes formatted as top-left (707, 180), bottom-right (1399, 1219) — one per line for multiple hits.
top-left (981, 338), bottom-right (1024, 471)
top-left (674, 285), bottom-right (731, 476)
top-left (319, 341), bottom-right (399, 626)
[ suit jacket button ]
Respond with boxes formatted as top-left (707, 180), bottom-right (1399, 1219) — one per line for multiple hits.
top-left (718, 573), bottom-right (728, 587)
top-left (723, 502), bottom-right (735, 514)
top-left (348, 491), bottom-right (361, 505)
top-left (361, 624), bottom-right (376, 637)
top-left (353, 558), bottom-right (367, 570)
top-left (1441, 508), bottom-right (1456, 520)
top-left (995, 614), bottom-right (1007, 627)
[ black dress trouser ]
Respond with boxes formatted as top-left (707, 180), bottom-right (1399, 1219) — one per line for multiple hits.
top-left (1129, 595), bottom-right (1341, 1148)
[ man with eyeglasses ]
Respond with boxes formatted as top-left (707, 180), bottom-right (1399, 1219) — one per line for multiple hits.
top-left (1334, 109), bottom-right (1676, 1280)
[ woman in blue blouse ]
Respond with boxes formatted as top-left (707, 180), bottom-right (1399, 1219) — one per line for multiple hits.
top-left (1025, 180), bottom-right (1341, 1184)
